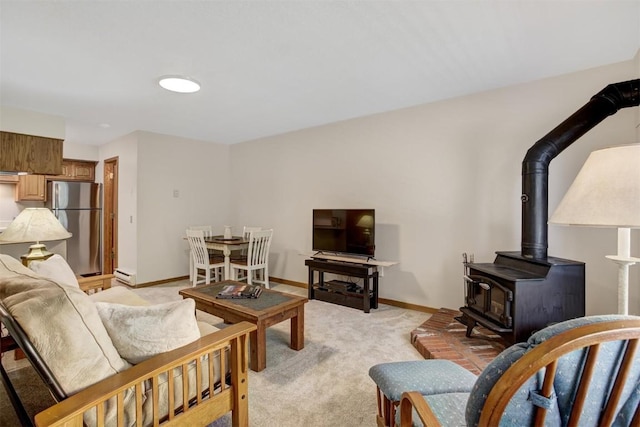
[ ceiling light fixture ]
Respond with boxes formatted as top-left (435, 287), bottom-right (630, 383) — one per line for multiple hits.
top-left (158, 76), bottom-right (201, 93)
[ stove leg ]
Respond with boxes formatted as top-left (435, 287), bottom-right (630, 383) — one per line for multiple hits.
top-left (455, 313), bottom-right (476, 337)
top-left (465, 323), bottom-right (476, 337)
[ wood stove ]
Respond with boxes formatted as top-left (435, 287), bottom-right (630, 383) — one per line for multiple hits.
top-left (457, 79), bottom-right (639, 344)
top-left (458, 251), bottom-right (585, 344)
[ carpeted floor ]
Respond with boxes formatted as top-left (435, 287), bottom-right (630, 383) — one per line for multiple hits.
top-left (1, 281), bottom-right (429, 426)
top-left (0, 365), bottom-right (56, 425)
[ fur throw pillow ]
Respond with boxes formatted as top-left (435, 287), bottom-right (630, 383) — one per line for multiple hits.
top-left (95, 299), bottom-right (201, 364)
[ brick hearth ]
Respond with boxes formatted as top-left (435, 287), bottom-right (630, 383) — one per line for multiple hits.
top-left (411, 308), bottom-right (508, 375)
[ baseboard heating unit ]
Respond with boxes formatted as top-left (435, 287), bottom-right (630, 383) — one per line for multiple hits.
top-left (114, 268), bottom-right (137, 287)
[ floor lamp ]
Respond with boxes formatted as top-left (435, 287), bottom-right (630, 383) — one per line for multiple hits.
top-left (549, 144), bottom-right (640, 315)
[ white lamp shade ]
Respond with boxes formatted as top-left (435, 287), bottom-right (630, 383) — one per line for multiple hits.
top-left (0, 208), bottom-right (72, 243)
top-left (549, 144), bottom-right (640, 228)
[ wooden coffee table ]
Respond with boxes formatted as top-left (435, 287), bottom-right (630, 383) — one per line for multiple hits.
top-left (179, 281), bottom-right (308, 372)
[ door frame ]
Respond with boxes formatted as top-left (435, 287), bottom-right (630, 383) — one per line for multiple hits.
top-left (103, 157), bottom-right (119, 274)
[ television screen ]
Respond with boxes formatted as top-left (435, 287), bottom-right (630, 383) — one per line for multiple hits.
top-left (312, 209), bottom-right (375, 257)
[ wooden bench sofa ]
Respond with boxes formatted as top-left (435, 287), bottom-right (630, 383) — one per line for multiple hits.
top-left (0, 254), bottom-right (256, 427)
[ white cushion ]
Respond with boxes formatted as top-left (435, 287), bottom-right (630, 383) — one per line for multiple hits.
top-left (0, 276), bottom-right (131, 395)
top-left (88, 286), bottom-right (150, 306)
top-left (29, 254), bottom-right (79, 288)
top-left (95, 299), bottom-right (201, 364)
top-left (197, 321), bottom-right (220, 336)
top-left (0, 254), bottom-right (39, 279)
top-left (88, 287), bottom-right (221, 335)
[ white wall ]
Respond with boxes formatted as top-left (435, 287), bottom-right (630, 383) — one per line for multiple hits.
top-left (0, 107), bottom-right (65, 139)
top-left (63, 141), bottom-right (100, 161)
top-left (134, 132), bottom-right (230, 283)
top-left (229, 59), bottom-right (639, 315)
top-left (0, 184), bottom-right (20, 227)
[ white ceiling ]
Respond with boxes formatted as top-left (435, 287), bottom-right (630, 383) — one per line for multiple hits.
top-left (1, 1), bottom-right (639, 146)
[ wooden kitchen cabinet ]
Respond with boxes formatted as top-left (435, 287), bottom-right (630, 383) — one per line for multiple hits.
top-left (15, 159), bottom-right (96, 201)
top-left (0, 132), bottom-right (63, 175)
top-left (0, 175), bottom-right (18, 183)
top-left (50, 159), bottom-right (97, 181)
top-left (16, 174), bottom-right (46, 201)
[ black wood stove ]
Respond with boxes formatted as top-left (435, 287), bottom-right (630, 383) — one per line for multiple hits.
top-left (458, 252), bottom-right (584, 344)
top-left (456, 79), bottom-right (639, 345)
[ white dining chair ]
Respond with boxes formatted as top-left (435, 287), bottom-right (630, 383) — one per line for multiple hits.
top-left (230, 229), bottom-right (273, 288)
top-left (243, 226), bottom-right (262, 238)
top-left (187, 225), bottom-right (216, 281)
top-left (188, 224), bottom-right (224, 254)
top-left (187, 225), bottom-right (214, 237)
top-left (231, 226), bottom-right (262, 263)
top-left (186, 229), bottom-right (225, 287)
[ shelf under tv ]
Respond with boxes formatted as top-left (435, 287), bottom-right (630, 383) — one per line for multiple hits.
top-left (305, 258), bottom-right (380, 313)
top-left (312, 284), bottom-right (375, 311)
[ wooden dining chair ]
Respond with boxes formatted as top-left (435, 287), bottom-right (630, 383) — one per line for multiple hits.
top-left (230, 229), bottom-right (273, 288)
top-left (186, 229), bottom-right (225, 287)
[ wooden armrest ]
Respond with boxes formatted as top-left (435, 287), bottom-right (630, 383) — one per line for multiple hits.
top-left (77, 274), bottom-right (113, 293)
top-left (400, 391), bottom-right (443, 427)
top-left (34, 321), bottom-right (257, 427)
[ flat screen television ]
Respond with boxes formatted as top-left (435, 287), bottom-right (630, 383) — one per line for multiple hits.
top-left (312, 209), bottom-right (375, 257)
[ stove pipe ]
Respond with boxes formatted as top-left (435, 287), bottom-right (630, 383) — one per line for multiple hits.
top-left (521, 79), bottom-right (640, 260)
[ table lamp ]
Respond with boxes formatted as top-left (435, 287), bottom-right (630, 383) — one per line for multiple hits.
top-left (549, 143), bottom-right (640, 314)
top-left (0, 208), bottom-right (72, 266)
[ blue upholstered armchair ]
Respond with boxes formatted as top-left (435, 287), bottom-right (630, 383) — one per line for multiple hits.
top-left (369, 315), bottom-right (640, 427)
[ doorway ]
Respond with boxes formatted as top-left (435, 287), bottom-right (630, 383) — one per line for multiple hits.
top-left (103, 157), bottom-right (119, 274)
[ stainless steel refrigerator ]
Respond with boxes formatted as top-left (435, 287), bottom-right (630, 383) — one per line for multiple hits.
top-left (47, 181), bottom-right (102, 276)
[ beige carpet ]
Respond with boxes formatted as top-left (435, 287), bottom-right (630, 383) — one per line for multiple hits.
top-left (1, 280), bottom-right (429, 426)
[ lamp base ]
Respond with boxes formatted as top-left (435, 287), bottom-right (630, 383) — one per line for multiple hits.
top-left (20, 243), bottom-right (54, 267)
top-left (605, 255), bottom-right (640, 315)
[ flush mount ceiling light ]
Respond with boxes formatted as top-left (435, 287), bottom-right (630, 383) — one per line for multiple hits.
top-left (158, 76), bottom-right (201, 93)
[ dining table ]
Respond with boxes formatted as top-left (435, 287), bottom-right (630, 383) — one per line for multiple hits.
top-left (192, 235), bottom-right (249, 280)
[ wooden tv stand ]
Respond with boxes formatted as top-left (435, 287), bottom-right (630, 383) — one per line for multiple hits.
top-left (305, 257), bottom-right (380, 313)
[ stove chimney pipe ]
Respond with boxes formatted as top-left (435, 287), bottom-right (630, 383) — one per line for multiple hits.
top-left (521, 79), bottom-right (639, 260)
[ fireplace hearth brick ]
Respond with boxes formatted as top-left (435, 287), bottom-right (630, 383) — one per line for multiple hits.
top-left (411, 308), bottom-right (508, 375)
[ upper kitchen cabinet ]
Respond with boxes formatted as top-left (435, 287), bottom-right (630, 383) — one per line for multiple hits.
top-left (0, 132), bottom-right (63, 175)
top-left (55, 159), bottom-right (97, 181)
top-left (0, 108), bottom-right (65, 175)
